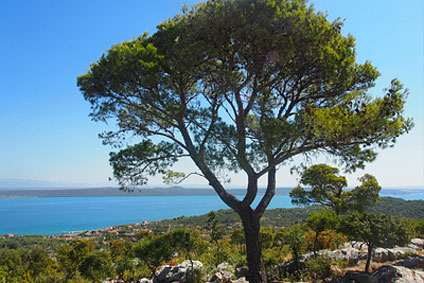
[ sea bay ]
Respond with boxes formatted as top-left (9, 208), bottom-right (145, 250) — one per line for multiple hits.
top-left (0, 192), bottom-right (422, 235)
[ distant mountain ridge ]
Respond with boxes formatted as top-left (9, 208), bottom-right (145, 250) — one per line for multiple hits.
top-left (0, 187), bottom-right (294, 197)
top-left (0, 186), bottom-right (422, 198)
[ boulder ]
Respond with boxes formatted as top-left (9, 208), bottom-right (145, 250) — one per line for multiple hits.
top-left (388, 247), bottom-right (418, 260)
top-left (343, 241), bottom-right (366, 250)
top-left (320, 247), bottom-right (367, 264)
top-left (342, 271), bottom-right (372, 283)
top-left (208, 262), bottom-right (236, 283)
top-left (411, 238), bottom-right (424, 248)
top-left (408, 243), bottom-right (420, 249)
top-left (209, 271), bottom-right (234, 283)
top-left (332, 262), bottom-right (424, 283)
top-left (154, 260), bottom-right (203, 283)
top-left (395, 256), bottom-right (424, 269)
top-left (301, 251), bottom-right (315, 261)
top-left (231, 277), bottom-right (248, 283)
top-left (372, 265), bottom-right (424, 283)
top-left (217, 262), bottom-right (235, 273)
top-left (373, 248), bottom-right (393, 262)
top-left (179, 260), bottom-right (203, 269)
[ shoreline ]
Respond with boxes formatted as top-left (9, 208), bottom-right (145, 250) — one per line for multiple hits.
top-left (0, 195), bottom-right (422, 237)
top-left (0, 187), bottom-right (422, 199)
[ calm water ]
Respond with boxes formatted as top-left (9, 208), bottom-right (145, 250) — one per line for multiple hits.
top-left (0, 193), bottom-right (422, 235)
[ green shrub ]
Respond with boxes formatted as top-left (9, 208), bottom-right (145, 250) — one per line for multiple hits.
top-left (304, 256), bottom-right (345, 282)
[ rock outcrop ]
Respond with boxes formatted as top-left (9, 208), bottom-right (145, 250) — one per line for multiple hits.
top-left (301, 240), bottom-right (420, 264)
top-left (332, 256), bottom-right (424, 283)
top-left (208, 263), bottom-right (236, 283)
top-left (411, 238), bottom-right (424, 248)
top-left (154, 260), bottom-right (203, 283)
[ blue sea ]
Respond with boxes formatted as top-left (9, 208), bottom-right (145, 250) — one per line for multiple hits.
top-left (0, 193), bottom-right (422, 235)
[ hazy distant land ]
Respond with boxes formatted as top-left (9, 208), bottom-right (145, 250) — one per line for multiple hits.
top-left (0, 187), bottom-right (288, 198)
top-left (0, 186), bottom-right (422, 198)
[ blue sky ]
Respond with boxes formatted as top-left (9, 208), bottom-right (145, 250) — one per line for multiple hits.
top-left (0, 0), bottom-right (422, 189)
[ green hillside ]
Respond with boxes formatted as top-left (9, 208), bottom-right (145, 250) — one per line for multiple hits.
top-left (145, 197), bottom-right (423, 232)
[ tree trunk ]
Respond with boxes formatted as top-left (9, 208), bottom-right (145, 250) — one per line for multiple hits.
top-left (365, 244), bottom-right (373, 273)
top-left (240, 209), bottom-right (267, 283)
top-left (313, 231), bottom-right (320, 257)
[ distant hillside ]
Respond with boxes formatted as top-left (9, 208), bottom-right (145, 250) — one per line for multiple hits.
top-left (145, 197), bottom-right (424, 232)
top-left (2, 185), bottom-right (422, 198)
top-left (0, 187), bottom-right (294, 198)
top-left (369, 197), bottom-right (424, 219)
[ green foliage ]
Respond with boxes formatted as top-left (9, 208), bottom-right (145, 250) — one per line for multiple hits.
top-left (348, 174), bottom-right (381, 212)
top-left (263, 246), bottom-right (290, 281)
top-left (25, 246), bottom-right (53, 279)
top-left (134, 229), bottom-right (154, 240)
top-left (339, 212), bottom-right (414, 272)
top-left (307, 210), bottom-right (340, 234)
top-left (205, 211), bottom-right (226, 267)
top-left (290, 164), bottom-right (381, 214)
top-left (109, 239), bottom-right (135, 279)
top-left (56, 239), bottom-right (115, 282)
top-left (205, 211), bottom-right (225, 244)
top-left (170, 228), bottom-right (208, 266)
top-left (231, 228), bottom-right (245, 246)
top-left (79, 250), bottom-right (113, 282)
top-left (77, 0), bottom-right (411, 210)
top-left (304, 256), bottom-right (344, 283)
top-left (260, 227), bottom-right (275, 249)
top-left (145, 197), bottom-right (422, 233)
top-left (133, 234), bottom-right (174, 278)
top-left (302, 229), bottom-right (347, 253)
top-left (280, 224), bottom-right (308, 262)
top-left (33, 265), bottom-right (65, 283)
top-left (0, 204), bottom-right (419, 283)
top-left (57, 240), bottom-right (93, 280)
top-left (0, 235), bottom-right (65, 251)
top-left (229, 227), bottom-right (274, 249)
top-left (369, 197), bottom-right (424, 220)
top-left (339, 212), bottom-right (413, 250)
top-left (414, 219), bottom-right (424, 237)
top-left (307, 209), bottom-right (340, 255)
top-left (0, 248), bottom-right (25, 281)
top-left (0, 247), bottom-right (56, 283)
top-left (78, 0), bottom-right (412, 279)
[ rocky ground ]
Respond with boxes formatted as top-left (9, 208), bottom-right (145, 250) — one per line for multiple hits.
top-left (104, 238), bottom-right (424, 283)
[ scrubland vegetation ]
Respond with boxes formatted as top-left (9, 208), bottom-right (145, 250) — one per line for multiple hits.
top-left (0, 197), bottom-right (422, 283)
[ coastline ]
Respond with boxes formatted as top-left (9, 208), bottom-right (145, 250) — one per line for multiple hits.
top-left (0, 187), bottom-right (422, 199)
top-left (0, 195), bottom-right (423, 237)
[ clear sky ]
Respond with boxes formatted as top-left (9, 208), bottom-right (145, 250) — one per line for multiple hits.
top-left (1, 0), bottom-right (423, 189)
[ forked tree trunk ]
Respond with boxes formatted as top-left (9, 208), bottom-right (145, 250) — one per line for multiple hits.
top-left (240, 209), bottom-right (267, 283)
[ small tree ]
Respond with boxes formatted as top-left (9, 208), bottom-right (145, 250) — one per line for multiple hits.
top-left (347, 174), bottom-right (381, 212)
top-left (133, 234), bottom-right (174, 280)
top-left (109, 239), bottom-right (135, 280)
top-left (415, 219), bottom-right (424, 237)
top-left (281, 224), bottom-right (307, 265)
top-left (24, 247), bottom-right (52, 281)
top-left (170, 228), bottom-right (206, 269)
top-left (306, 210), bottom-right (339, 256)
top-left (205, 211), bottom-right (226, 267)
top-left (290, 164), bottom-right (381, 214)
top-left (56, 240), bottom-right (93, 280)
top-left (339, 212), bottom-right (413, 273)
top-left (79, 250), bottom-right (113, 282)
